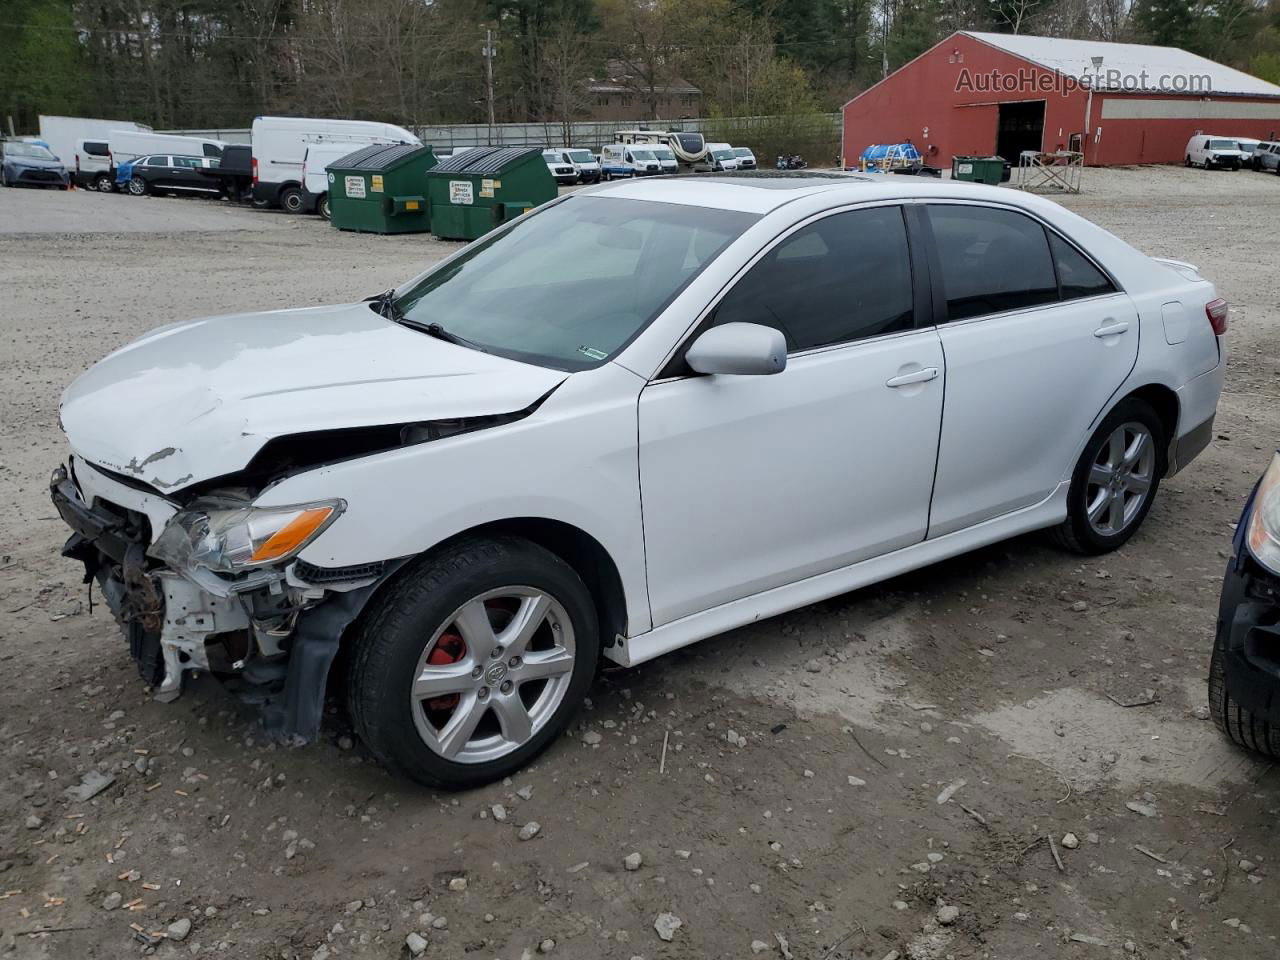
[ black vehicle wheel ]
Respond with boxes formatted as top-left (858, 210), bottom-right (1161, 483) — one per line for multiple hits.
top-left (317, 193), bottom-right (331, 220)
top-left (127, 176), bottom-right (148, 196)
top-left (1053, 397), bottom-right (1165, 555)
top-left (348, 537), bottom-right (599, 789)
top-left (1185, 155), bottom-right (1192, 167)
top-left (93, 173), bottom-right (114, 192)
top-left (602, 171), bottom-right (611, 181)
top-left (279, 187), bottom-right (305, 214)
top-left (1209, 622), bottom-right (1280, 758)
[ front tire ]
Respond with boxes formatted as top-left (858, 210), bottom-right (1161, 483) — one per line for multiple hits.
top-left (1209, 622), bottom-right (1280, 758)
top-left (127, 176), bottom-right (147, 196)
top-left (93, 173), bottom-right (114, 192)
top-left (317, 193), bottom-right (331, 220)
top-left (1053, 397), bottom-right (1165, 554)
top-left (279, 186), bottom-right (304, 214)
top-left (348, 537), bottom-right (599, 788)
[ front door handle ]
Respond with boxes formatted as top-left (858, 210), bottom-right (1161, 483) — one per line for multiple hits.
top-left (886, 367), bottom-right (939, 388)
top-left (1093, 320), bottom-right (1130, 338)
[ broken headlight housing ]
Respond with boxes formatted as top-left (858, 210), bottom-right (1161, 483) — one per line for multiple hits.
top-left (1246, 454), bottom-right (1280, 576)
top-left (149, 498), bottom-right (345, 575)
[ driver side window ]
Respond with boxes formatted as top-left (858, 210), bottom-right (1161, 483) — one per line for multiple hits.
top-left (709, 205), bottom-right (915, 353)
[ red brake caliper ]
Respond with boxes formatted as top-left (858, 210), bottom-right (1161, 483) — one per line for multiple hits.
top-left (425, 633), bottom-right (466, 713)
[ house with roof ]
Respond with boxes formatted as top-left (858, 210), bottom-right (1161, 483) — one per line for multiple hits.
top-left (842, 31), bottom-right (1280, 166)
top-left (585, 59), bottom-right (703, 122)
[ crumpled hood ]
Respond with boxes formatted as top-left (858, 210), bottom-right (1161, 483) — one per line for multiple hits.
top-left (60, 302), bottom-right (565, 491)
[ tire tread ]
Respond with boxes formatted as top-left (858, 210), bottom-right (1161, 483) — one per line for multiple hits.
top-left (1208, 631), bottom-right (1280, 760)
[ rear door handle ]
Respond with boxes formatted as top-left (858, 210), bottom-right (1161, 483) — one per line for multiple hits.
top-left (1093, 320), bottom-right (1130, 338)
top-left (886, 367), bottom-right (939, 388)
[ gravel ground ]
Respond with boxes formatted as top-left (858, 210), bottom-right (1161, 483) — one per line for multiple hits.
top-left (0, 169), bottom-right (1278, 960)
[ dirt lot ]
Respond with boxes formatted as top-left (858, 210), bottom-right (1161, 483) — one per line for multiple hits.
top-left (1, 169), bottom-right (1278, 960)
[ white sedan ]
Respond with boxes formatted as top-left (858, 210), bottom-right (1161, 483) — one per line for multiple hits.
top-left (52, 174), bottom-right (1226, 787)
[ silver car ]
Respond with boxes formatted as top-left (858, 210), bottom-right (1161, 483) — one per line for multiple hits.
top-left (1251, 141), bottom-right (1280, 173)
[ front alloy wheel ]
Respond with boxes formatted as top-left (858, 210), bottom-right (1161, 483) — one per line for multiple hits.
top-left (409, 588), bottom-right (576, 763)
top-left (348, 537), bottom-right (598, 788)
top-left (127, 176), bottom-right (147, 196)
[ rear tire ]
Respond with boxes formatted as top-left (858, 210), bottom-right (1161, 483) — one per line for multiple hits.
top-left (317, 193), bottom-right (331, 220)
top-left (280, 186), bottom-right (304, 214)
top-left (347, 537), bottom-right (599, 788)
top-left (93, 173), bottom-right (114, 192)
top-left (1053, 397), bottom-right (1165, 555)
top-left (1209, 626), bottom-right (1280, 758)
top-left (127, 176), bottom-right (147, 196)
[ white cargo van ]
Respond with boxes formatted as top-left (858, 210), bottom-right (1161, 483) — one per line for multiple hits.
top-left (251, 116), bottom-right (420, 213)
top-left (74, 138), bottom-right (115, 191)
top-left (108, 131), bottom-right (225, 170)
top-left (1184, 134), bottom-right (1247, 170)
top-left (300, 142), bottom-right (366, 219)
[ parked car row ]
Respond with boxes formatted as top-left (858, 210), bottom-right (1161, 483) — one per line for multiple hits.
top-left (1185, 133), bottom-right (1280, 173)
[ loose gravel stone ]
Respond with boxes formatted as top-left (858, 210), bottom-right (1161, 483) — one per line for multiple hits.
top-left (405, 932), bottom-right (428, 956)
top-left (936, 905), bottom-right (960, 926)
top-left (624, 852), bottom-right (643, 871)
top-left (519, 821), bottom-right (542, 841)
top-left (166, 918), bottom-right (192, 942)
top-left (102, 891), bottom-right (123, 910)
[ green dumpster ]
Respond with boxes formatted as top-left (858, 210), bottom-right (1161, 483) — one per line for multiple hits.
top-left (426, 147), bottom-right (555, 241)
top-left (328, 143), bottom-right (437, 234)
top-left (951, 155), bottom-right (1005, 185)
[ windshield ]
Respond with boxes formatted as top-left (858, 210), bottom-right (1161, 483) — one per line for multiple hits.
top-left (712, 149), bottom-right (734, 160)
top-left (1209, 139), bottom-right (1240, 150)
top-left (543, 151), bottom-right (564, 161)
top-left (567, 150), bottom-right (594, 163)
top-left (393, 196), bottom-right (758, 370)
top-left (733, 148), bottom-right (752, 157)
top-left (6, 143), bottom-right (55, 160)
top-left (652, 148), bottom-right (675, 161)
top-left (631, 149), bottom-right (657, 162)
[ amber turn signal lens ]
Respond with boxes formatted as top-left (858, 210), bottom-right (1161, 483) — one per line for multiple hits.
top-left (249, 506), bottom-right (336, 563)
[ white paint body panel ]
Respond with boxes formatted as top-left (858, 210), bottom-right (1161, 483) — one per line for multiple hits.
top-left (58, 176), bottom-right (1225, 669)
top-left (929, 292), bottom-right (1139, 537)
top-left (639, 330), bottom-right (944, 625)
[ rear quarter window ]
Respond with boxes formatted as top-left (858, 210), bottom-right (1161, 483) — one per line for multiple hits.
top-left (83, 141), bottom-right (109, 156)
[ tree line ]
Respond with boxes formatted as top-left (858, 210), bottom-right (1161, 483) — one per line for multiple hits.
top-left (2, 0), bottom-right (1279, 134)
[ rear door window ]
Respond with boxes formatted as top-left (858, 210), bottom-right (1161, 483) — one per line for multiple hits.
top-left (926, 204), bottom-right (1058, 321)
top-left (83, 141), bottom-right (108, 156)
top-left (1048, 233), bottom-right (1115, 300)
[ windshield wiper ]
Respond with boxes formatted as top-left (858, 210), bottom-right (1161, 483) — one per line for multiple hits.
top-left (395, 317), bottom-right (487, 352)
top-left (365, 288), bottom-right (403, 322)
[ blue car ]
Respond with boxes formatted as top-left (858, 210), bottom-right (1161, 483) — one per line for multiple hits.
top-left (115, 159), bottom-right (138, 190)
top-left (1211, 453), bottom-right (1280, 757)
top-left (1, 140), bottom-right (70, 188)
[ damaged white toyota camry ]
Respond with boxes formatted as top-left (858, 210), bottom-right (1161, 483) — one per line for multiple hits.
top-left (53, 173), bottom-right (1225, 787)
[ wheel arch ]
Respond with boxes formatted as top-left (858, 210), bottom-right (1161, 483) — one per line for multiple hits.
top-left (427, 518), bottom-right (630, 650)
top-left (1121, 382), bottom-right (1179, 474)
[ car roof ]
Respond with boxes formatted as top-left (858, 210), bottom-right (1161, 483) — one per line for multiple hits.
top-left (583, 171), bottom-right (1076, 215)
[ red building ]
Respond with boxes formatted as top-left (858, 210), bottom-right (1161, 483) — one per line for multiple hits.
top-left (842, 31), bottom-right (1280, 167)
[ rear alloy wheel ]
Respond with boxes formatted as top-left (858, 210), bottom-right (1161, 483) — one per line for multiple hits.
top-left (317, 193), bottom-right (331, 220)
top-left (1054, 398), bottom-right (1164, 554)
top-left (280, 186), bottom-right (304, 214)
top-left (94, 173), bottom-right (114, 192)
top-left (127, 176), bottom-right (147, 196)
top-left (348, 537), bottom-right (598, 788)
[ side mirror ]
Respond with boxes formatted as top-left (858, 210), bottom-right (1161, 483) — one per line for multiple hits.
top-left (685, 322), bottom-right (786, 376)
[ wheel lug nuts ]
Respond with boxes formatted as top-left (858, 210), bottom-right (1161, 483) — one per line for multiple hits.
top-left (509, 656), bottom-right (521, 668)
top-left (472, 666), bottom-right (483, 679)
top-left (500, 681), bottom-right (513, 694)
top-left (478, 687), bottom-right (489, 700)
top-left (492, 645), bottom-right (504, 658)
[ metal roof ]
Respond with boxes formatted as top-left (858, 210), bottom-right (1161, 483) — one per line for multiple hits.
top-left (964, 31), bottom-right (1280, 98)
top-left (431, 146), bottom-right (540, 175)
top-left (332, 143), bottom-right (429, 171)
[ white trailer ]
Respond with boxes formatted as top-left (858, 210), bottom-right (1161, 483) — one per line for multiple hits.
top-left (38, 115), bottom-right (151, 167)
top-left (107, 130), bottom-right (226, 167)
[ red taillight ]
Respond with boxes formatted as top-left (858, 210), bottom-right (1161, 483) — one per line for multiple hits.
top-left (252, 156), bottom-right (258, 184)
top-left (1206, 298), bottom-right (1229, 336)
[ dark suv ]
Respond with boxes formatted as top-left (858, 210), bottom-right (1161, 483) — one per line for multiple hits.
top-left (123, 154), bottom-right (222, 197)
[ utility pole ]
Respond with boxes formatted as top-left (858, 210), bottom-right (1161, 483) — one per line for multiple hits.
top-left (880, 0), bottom-right (890, 79)
top-left (483, 29), bottom-right (497, 145)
